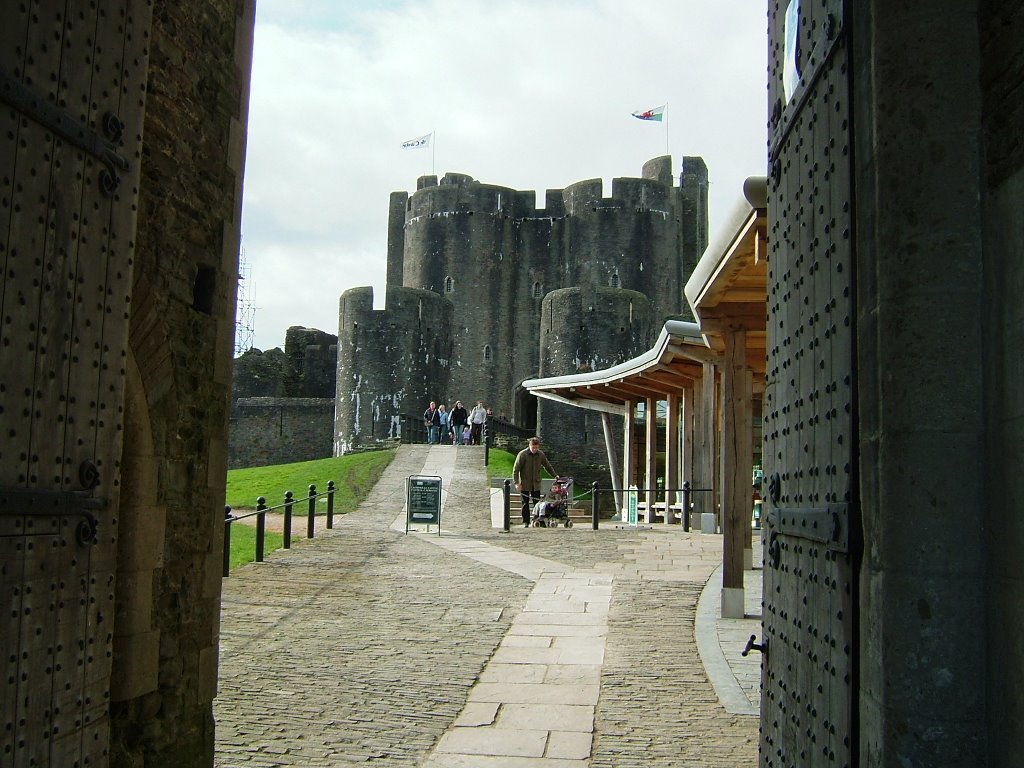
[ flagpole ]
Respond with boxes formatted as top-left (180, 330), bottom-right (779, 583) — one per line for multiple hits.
top-left (432, 130), bottom-right (436, 176)
top-left (664, 103), bottom-right (669, 156)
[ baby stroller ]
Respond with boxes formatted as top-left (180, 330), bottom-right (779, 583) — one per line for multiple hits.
top-left (531, 476), bottom-right (574, 528)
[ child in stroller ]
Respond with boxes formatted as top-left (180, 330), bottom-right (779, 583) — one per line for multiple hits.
top-left (530, 476), bottom-right (573, 528)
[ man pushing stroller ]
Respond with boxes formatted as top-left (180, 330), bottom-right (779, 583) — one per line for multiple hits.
top-left (512, 437), bottom-right (559, 528)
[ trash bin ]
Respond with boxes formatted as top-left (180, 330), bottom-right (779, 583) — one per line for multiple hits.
top-left (700, 512), bottom-right (717, 534)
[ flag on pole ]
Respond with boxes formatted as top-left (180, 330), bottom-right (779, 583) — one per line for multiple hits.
top-left (631, 105), bottom-right (665, 122)
top-left (401, 132), bottom-right (432, 149)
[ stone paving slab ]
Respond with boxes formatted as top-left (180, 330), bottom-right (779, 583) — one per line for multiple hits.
top-left (215, 445), bottom-right (760, 767)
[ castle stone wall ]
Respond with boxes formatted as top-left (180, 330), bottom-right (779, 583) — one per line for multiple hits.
top-left (228, 398), bottom-right (334, 469)
top-left (110, 1), bottom-right (255, 765)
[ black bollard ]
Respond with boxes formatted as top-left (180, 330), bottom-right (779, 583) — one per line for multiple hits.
top-left (503, 479), bottom-right (511, 532)
top-left (591, 482), bottom-right (600, 530)
top-left (682, 481), bottom-right (691, 532)
top-left (223, 505), bottom-right (232, 577)
top-left (327, 480), bottom-right (335, 528)
top-left (283, 491), bottom-right (293, 549)
top-left (256, 496), bottom-right (267, 562)
top-left (307, 484), bottom-right (316, 539)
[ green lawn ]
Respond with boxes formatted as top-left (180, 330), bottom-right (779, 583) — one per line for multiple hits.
top-left (224, 449), bottom-right (396, 571)
top-left (225, 524), bottom-right (284, 571)
top-left (486, 448), bottom-right (516, 480)
top-left (225, 449), bottom-right (396, 512)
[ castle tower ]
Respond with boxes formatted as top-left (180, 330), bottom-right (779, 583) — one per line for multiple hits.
top-left (334, 286), bottom-right (452, 453)
top-left (537, 287), bottom-right (656, 462)
top-left (337, 156), bottom-right (709, 453)
top-left (283, 326), bottom-right (338, 397)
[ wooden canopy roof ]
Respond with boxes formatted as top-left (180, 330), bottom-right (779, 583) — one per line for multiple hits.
top-left (684, 176), bottom-right (768, 377)
top-left (524, 177), bottom-right (768, 409)
top-left (523, 320), bottom-right (717, 415)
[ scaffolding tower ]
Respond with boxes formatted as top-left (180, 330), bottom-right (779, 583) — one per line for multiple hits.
top-left (235, 246), bottom-right (256, 356)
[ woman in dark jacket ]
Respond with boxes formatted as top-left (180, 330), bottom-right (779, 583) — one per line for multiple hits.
top-left (449, 401), bottom-right (469, 445)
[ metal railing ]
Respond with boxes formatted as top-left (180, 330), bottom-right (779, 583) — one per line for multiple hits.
top-left (223, 481), bottom-right (336, 577)
top-left (497, 481), bottom-right (718, 531)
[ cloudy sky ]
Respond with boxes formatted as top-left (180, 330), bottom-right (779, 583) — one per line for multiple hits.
top-left (239, 0), bottom-right (767, 352)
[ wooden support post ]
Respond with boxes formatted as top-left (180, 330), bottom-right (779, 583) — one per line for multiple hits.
top-left (683, 384), bottom-right (695, 526)
top-left (644, 396), bottom-right (657, 522)
top-left (721, 330), bottom-right (753, 619)
top-left (622, 400), bottom-right (635, 518)
top-left (665, 392), bottom-right (680, 524)
top-left (601, 412), bottom-right (623, 513)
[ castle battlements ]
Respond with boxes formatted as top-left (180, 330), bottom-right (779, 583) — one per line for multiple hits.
top-left (339, 155), bottom-right (710, 456)
top-left (404, 161), bottom-right (682, 224)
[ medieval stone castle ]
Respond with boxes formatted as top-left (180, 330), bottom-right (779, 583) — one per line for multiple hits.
top-left (331, 154), bottom-right (710, 461)
top-left (231, 154), bottom-right (711, 466)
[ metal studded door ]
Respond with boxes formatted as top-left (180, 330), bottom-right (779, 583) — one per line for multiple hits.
top-left (0, 2), bottom-right (151, 765)
top-left (762, 0), bottom-right (858, 766)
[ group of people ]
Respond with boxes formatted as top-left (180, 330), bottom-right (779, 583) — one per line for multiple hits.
top-left (422, 403), bottom-right (561, 528)
top-left (422, 400), bottom-right (489, 445)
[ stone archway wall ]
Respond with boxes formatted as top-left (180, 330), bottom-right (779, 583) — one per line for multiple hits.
top-left (111, 349), bottom-right (166, 705)
top-left (107, 2), bottom-right (256, 766)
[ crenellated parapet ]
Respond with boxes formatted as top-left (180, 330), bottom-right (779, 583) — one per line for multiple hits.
top-left (339, 155), bottom-right (709, 453)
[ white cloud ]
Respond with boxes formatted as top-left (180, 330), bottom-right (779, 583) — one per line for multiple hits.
top-left (239, 0), bottom-right (765, 351)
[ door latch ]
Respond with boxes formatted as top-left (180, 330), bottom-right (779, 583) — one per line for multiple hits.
top-left (742, 634), bottom-right (768, 657)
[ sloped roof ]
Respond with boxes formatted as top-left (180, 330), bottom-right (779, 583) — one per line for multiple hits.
top-left (523, 177), bottom-right (769, 411)
top-left (522, 321), bottom-right (718, 414)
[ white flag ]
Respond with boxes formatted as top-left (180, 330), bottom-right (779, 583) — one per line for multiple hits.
top-left (401, 133), bottom-right (432, 149)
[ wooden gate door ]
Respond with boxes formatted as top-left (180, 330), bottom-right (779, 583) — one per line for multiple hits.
top-left (762, 0), bottom-right (859, 765)
top-left (0, 2), bottom-right (151, 764)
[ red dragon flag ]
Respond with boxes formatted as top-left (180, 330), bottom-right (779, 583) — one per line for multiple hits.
top-left (631, 105), bottom-right (666, 122)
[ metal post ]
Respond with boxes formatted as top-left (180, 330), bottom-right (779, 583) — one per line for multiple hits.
top-left (256, 496), bottom-right (266, 562)
top-left (682, 481), bottom-right (691, 532)
top-left (327, 480), bottom-right (335, 528)
top-left (283, 491), bottom-right (293, 549)
top-left (484, 424), bottom-right (490, 466)
top-left (502, 479), bottom-right (511, 532)
top-left (307, 484), bottom-right (316, 538)
top-left (591, 482), bottom-right (600, 530)
top-left (223, 505), bottom-right (232, 577)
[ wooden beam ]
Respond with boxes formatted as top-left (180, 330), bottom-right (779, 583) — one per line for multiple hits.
top-left (753, 227), bottom-right (767, 265)
top-left (698, 303), bottom-right (767, 333)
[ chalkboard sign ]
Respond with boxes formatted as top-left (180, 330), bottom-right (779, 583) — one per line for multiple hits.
top-left (406, 475), bottom-right (442, 534)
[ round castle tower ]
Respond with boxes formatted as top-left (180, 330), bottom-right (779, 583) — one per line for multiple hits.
top-left (538, 287), bottom-right (656, 462)
top-left (334, 286), bottom-right (452, 453)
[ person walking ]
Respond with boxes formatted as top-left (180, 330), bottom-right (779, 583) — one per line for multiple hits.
top-left (449, 400), bottom-right (468, 446)
top-left (512, 437), bottom-right (558, 527)
top-left (437, 404), bottom-right (450, 444)
top-left (469, 401), bottom-right (487, 445)
top-left (423, 401), bottom-right (440, 444)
